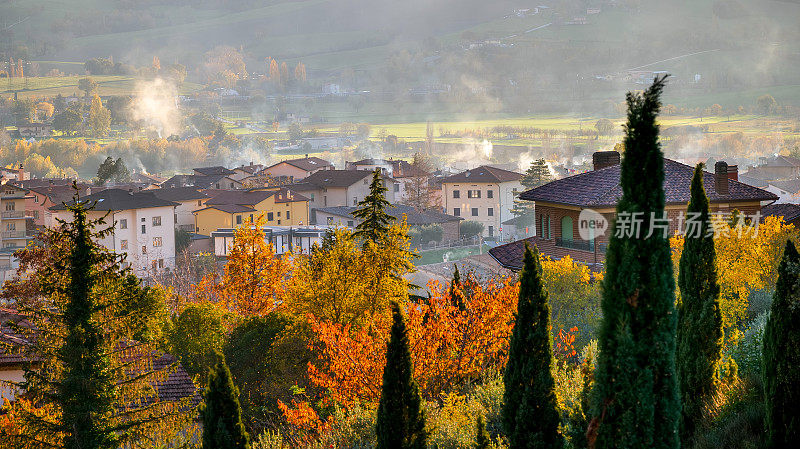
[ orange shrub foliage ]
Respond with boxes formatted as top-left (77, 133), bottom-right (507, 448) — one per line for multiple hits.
top-left (307, 273), bottom-right (519, 405)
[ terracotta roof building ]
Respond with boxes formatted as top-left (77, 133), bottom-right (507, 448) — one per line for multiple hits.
top-left (489, 153), bottom-right (778, 270)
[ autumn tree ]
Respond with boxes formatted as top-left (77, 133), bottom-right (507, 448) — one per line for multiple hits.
top-left (402, 152), bottom-right (439, 211)
top-left (202, 216), bottom-right (290, 316)
top-left (762, 240), bottom-right (800, 448)
top-left (201, 356), bottom-right (250, 449)
top-left (294, 62), bottom-right (307, 82)
top-left (676, 164), bottom-right (723, 444)
top-left (304, 272), bottom-right (517, 405)
top-left (353, 169), bottom-right (394, 243)
top-left (88, 94), bottom-right (111, 137)
top-left (376, 302), bottom-right (427, 449)
top-left (590, 76), bottom-right (680, 449)
top-left (503, 245), bottom-right (562, 449)
top-left (35, 101), bottom-right (54, 120)
top-left (285, 226), bottom-right (414, 327)
top-left (79, 77), bottom-right (98, 96)
top-left (268, 58), bottom-right (280, 86)
top-left (2, 195), bottom-right (193, 448)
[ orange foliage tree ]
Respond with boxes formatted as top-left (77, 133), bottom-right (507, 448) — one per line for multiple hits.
top-left (191, 216), bottom-right (290, 316)
top-left (305, 272), bottom-right (519, 405)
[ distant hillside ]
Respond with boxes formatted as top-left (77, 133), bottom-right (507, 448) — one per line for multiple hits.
top-left (2, 0), bottom-right (800, 108)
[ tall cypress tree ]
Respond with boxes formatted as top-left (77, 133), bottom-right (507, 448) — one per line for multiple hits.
top-left (763, 240), bottom-right (800, 448)
top-left (376, 301), bottom-right (427, 449)
top-left (589, 76), bottom-right (680, 449)
top-left (502, 244), bottom-right (562, 449)
top-left (5, 191), bottom-right (192, 449)
top-left (201, 355), bottom-right (250, 449)
top-left (677, 163), bottom-right (723, 444)
top-left (354, 168), bottom-right (394, 243)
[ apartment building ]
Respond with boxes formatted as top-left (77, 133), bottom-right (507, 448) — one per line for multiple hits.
top-left (288, 169), bottom-right (400, 210)
top-left (439, 165), bottom-right (523, 238)
top-left (51, 189), bottom-right (179, 277)
top-left (0, 183), bottom-right (33, 279)
top-left (151, 187), bottom-right (210, 232)
top-left (193, 187), bottom-right (310, 236)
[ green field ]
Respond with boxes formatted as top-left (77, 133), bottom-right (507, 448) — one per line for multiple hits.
top-left (0, 75), bottom-right (202, 98)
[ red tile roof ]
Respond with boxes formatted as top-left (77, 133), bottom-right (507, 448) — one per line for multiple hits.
top-left (520, 159), bottom-right (777, 207)
top-left (440, 165), bottom-right (523, 184)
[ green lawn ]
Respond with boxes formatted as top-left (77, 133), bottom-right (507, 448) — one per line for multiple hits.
top-left (0, 75), bottom-right (203, 98)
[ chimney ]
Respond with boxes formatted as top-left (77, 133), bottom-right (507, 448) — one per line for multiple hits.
top-left (17, 164), bottom-right (24, 182)
top-left (305, 154), bottom-right (309, 159)
top-left (592, 151), bottom-right (621, 171)
top-left (715, 161), bottom-right (729, 195)
top-left (250, 161), bottom-right (253, 166)
top-left (727, 164), bottom-right (738, 182)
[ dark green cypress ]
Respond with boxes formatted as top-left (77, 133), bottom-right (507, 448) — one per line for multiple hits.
top-left (677, 163), bottom-right (723, 444)
top-left (201, 355), bottom-right (250, 449)
top-left (449, 264), bottom-right (466, 310)
top-left (60, 202), bottom-right (118, 449)
top-left (589, 76), bottom-right (680, 449)
top-left (763, 240), bottom-right (800, 448)
top-left (376, 301), bottom-right (427, 449)
top-left (475, 415), bottom-right (491, 449)
top-left (502, 244), bottom-right (563, 449)
top-left (353, 168), bottom-right (394, 243)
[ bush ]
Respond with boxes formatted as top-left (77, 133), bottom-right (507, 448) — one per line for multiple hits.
top-left (731, 311), bottom-right (768, 379)
top-left (409, 224), bottom-right (444, 246)
top-left (162, 302), bottom-right (231, 379)
top-left (460, 221), bottom-right (485, 239)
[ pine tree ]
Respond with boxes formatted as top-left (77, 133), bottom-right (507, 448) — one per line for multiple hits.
top-left (201, 355), bottom-right (251, 449)
top-left (677, 163), bottom-right (723, 444)
top-left (762, 240), bottom-right (800, 448)
top-left (449, 264), bottom-right (466, 310)
top-left (589, 76), bottom-right (680, 449)
top-left (376, 301), bottom-right (427, 449)
top-left (475, 415), bottom-right (491, 449)
top-left (354, 168), bottom-right (394, 243)
top-left (502, 244), bottom-right (563, 449)
top-left (3, 192), bottom-right (191, 448)
top-left (511, 159), bottom-right (552, 226)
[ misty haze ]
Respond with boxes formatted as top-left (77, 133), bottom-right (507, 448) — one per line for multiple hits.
top-left (0, 1), bottom-right (799, 449)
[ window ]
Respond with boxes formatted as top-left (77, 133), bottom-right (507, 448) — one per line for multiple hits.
top-left (34, 196), bottom-right (39, 203)
top-left (488, 208), bottom-right (494, 216)
top-left (141, 224), bottom-right (146, 234)
top-left (561, 216), bottom-right (574, 242)
top-left (547, 216), bottom-right (552, 240)
top-left (286, 211), bottom-right (290, 220)
top-left (153, 237), bottom-right (163, 247)
top-left (142, 245), bottom-right (147, 254)
top-left (453, 190), bottom-right (460, 199)
top-left (6, 223), bottom-right (15, 231)
top-left (467, 190), bottom-right (481, 199)
top-left (453, 208), bottom-right (460, 217)
top-left (5, 202), bottom-right (14, 211)
top-left (278, 211), bottom-right (281, 217)
top-left (236, 215), bottom-right (242, 225)
top-left (488, 226), bottom-right (494, 237)
top-left (471, 208), bottom-right (478, 217)
top-left (267, 212), bottom-right (274, 221)
top-left (487, 190), bottom-right (494, 199)
top-left (353, 197), bottom-right (358, 205)
top-left (215, 183), bottom-right (220, 189)
top-left (324, 196), bottom-right (327, 206)
top-left (33, 211), bottom-right (39, 219)
top-left (121, 240), bottom-right (128, 250)
top-left (394, 184), bottom-right (400, 192)
top-left (347, 220), bottom-right (354, 227)
top-left (152, 216), bottom-right (161, 226)
top-left (158, 259), bottom-right (164, 269)
top-left (250, 214), bottom-right (254, 221)
top-left (141, 218), bottom-right (146, 222)
top-left (277, 220), bottom-right (281, 225)
top-left (310, 193), bottom-right (315, 201)
top-left (326, 217), bottom-right (334, 225)
top-left (120, 219), bottom-right (127, 229)
top-left (197, 200), bottom-right (202, 206)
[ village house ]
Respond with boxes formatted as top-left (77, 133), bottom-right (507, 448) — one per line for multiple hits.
top-left (22, 182), bottom-right (92, 227)
top-left (765, 179), bottom-right (800, 204)
top-left (439, 165), bottom-right (523, 239)
top-left (489, 151), bottom-right (779, 270)
top-left (258, 156), bottom-right (334, 184)
top-left (345, 158), bottom-right (429, 201)
top-left (16, 122), bottom-right (53, 139)
top-left (50, 189), bottom-right (179, 277)
top-left (0, 308), bottom-right (196, 408)
top-left (230, 162), bottom-right (265, 181)
top-left (211, 225), bottom-right (334, 257)
top-left (150, 187), bottom-right (210, 232)
top-left (312, 204), bottom-right (462, 241)
top-left (743, 155), bottom-right (800, 181)
top-left (287, 170), bottom-right (400, 210)
top-left (762, 203), bottom-right (800, 228)
top-left (0, 183), bottom-right (33, 281)
top-left (161, 173), bottom-right (242, 190)
top-left (193, 187), bottom-right (310, 236)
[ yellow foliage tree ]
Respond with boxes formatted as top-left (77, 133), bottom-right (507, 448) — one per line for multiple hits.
top-left (671, 214), bottom-right (799, 333)
top-left (284, 225), bottom-right (415, 327)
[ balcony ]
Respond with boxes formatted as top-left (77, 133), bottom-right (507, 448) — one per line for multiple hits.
top-left (1, 211), bottom-right (25, 219)
top-left (2, 230), bottom-right (27, 239)
top-left (555, 238), bottom-right (606, 253)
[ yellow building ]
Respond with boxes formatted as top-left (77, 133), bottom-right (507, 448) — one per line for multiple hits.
top-left (193, 187), bottom-right (309, 236)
